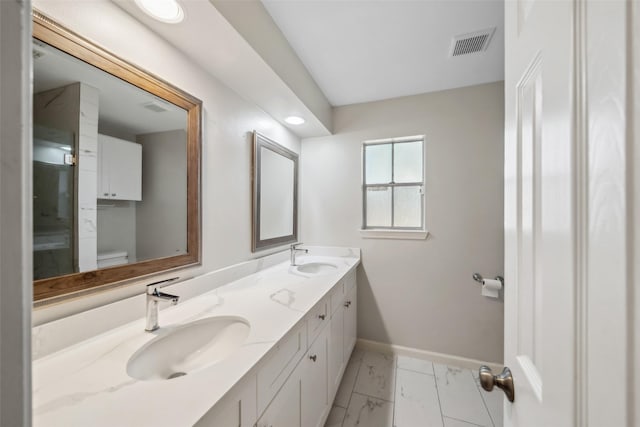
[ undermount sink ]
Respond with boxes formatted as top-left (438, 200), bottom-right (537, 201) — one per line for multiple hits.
top-left (127, 316), bottom-right (250, 381)
top-left (295, 262), bottom-right (338, 275)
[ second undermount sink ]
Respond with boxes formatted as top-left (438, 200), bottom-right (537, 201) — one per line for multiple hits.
top-left (127, 316), bottom-right (250, 381)
top-left (295, 262), bottom-right (338, 275)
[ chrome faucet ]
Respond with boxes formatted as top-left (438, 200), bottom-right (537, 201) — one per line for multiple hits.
top-left (145, 278), bottom-right (180, 332)
top-left (290, 243), bottom-right (308, 266)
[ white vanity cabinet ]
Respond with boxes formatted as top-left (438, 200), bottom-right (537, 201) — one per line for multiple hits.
top-left (97, 134), bottom-right (142, 201)
top-left (343, 273), bottom-right (357, 361)
top-left (301, 324), bottom-right (330, 427)
top-left (256, 268), bottom-right (358, 427)
top-left (256, 367), bottom-right (303, 427)
top-left (32, 254), bottom-right (361, 427)
top-left (257, 313), bottom-right (330, 427)
top-left (257, 322), bottom-right (307, 416)
top-left (328, 302), bottom-right (345, 396)
top-left (195, 375), bottom-right (257, 427)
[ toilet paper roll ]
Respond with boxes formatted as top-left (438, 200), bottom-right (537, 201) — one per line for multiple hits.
top-left (481, 278), bottom-right (502, 298)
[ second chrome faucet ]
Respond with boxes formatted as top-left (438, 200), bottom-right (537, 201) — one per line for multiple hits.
top-left (145, 277), bottom-right (180, 332)
top-left (290, 242), bottom-right (308, 266)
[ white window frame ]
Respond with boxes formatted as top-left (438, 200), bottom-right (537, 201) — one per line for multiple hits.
top-left (360, 135), bottom-right (428, 240)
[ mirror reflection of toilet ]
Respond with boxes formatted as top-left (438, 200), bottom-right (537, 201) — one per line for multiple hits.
top-left (97, 251), bottom-right (129, 268)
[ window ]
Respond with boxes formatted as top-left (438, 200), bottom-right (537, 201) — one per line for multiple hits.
top-left (361, 136), bottom-right (426, 238)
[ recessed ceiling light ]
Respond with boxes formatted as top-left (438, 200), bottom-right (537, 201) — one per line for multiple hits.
top-left (134, 0), bottom-right (184, 23)
top-left (285, 116), bottom-right (305, 125)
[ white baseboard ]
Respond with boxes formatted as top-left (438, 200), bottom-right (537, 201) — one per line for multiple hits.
top-left (356, 338), bottom-right (503, 372)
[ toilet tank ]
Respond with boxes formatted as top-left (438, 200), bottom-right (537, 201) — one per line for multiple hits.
top-left (97, 251), bottom-right (129, 268)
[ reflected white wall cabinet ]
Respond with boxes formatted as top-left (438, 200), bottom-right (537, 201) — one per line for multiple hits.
top-left (98, 134), bottom-right (142, 201)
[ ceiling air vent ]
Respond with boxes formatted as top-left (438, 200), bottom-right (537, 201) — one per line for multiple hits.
top-left (450, 27), bottom-right (496, 57)
top-left (32, 49), bottom-right (46, 60)
top-left (141, 101), bottom-right (169, 113)
top-left (33, 40), bottom-right (48, 60)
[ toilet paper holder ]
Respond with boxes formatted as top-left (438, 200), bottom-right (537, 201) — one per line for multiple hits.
top-left (473, 273), bottom-right (504, 286)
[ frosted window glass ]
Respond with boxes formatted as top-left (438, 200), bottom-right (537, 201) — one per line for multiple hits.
top-left (393, 186), bottom-right (422, 227)
top-left (366, 187), bottom-right (392, 227)
top-left (365, 144), bottom-right (392, 184)
top-left (393, 141), bottom-right (422, 183)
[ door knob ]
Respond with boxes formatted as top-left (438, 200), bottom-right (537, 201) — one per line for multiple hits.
top-left (479, 365), bottom-right (515, 402)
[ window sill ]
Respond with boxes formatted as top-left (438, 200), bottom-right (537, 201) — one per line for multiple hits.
top-left (359, 229), bottom-right (429, 240)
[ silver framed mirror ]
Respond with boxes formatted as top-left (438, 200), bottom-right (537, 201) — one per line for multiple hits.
top-left (251, 131), bottom-right (298, 251)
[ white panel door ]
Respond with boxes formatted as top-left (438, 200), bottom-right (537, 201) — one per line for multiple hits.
top-left (503, 1), bottom-right (575, 425)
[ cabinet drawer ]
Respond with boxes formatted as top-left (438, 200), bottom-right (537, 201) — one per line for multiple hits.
top-left (257, 322), bottom-right (307, 416)
top-left (307, 298), bottom-right (328, 346)
top-left (330, 281), bottom-right (345, 315)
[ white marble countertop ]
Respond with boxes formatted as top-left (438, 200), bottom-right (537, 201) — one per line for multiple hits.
top-left (33, 251), bottom-right (360, 427)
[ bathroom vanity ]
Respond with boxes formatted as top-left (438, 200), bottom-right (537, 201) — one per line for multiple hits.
top-left (32, 248), bottom-right (359, 427)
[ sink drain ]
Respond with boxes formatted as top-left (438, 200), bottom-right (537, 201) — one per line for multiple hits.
top-left (167, 372), bottom-right (187, 379)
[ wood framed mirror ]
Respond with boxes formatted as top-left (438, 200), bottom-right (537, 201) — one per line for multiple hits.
top-left (32, 10), bottom-right (202, 302)
top-left (251, 131), bottom-right (298, 252)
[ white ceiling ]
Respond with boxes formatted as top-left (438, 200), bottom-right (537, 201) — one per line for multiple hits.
top-left (114, 0), bottom-right (333, 138)
top-left (33, 38), bottom-right (186, 137)
top-left (262, 0), bottom-right (504, 106)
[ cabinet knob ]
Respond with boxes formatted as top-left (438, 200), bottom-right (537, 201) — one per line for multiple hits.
top-left (344, 301), bottom-right (352, 307)
top-left (103, 193), bottom-right (108, 196)
top-left (309, 354), bottom-right (317, 362)
top-left (111, 193), bottom-right (116, 196)
top-left (318, 314), bottom-right (326, 320)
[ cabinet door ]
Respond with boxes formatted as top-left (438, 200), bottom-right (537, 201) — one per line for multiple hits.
top-left (343, 285), bottom-right (357, 362)
top-left (97, 135), bottom-right (142, 200)
top-left (257, 368), bottom-right (302, 427)
top-left (257, 322), bottom-right (307, 416)
top-left (107, 138), bottom-right (142, 200)
top-left (328, 305), bottom-right (344, 397)
top-left (97, 136), bottom-right (110, 198)
top-left (302, 325), bottom-right (330, 427)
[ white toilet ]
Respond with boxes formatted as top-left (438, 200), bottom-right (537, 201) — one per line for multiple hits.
top-left (97, 251), bottom-right (129, 268)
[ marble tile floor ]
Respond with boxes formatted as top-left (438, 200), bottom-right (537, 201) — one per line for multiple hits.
top-left (325, 349), bottom-right (503, 427)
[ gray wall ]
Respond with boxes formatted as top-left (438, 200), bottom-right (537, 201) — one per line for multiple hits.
top-left (301, 82), bottom-right (505, 363)
top-left (0, 0), bottom-right (32, 424)
top-left (96, 200), bottom-right (137, 262)
top-left (136, 130), bottom-right (187, 261)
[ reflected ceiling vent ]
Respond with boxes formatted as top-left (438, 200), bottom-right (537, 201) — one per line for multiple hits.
top-left (450, 27), bottom-right (496, 57)
top-left (141, 101), bottom-right (169, 113)
top-left (32, 48), bottom-right (46, 60)
top-left (33, 40), bottom-right (47, 60)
